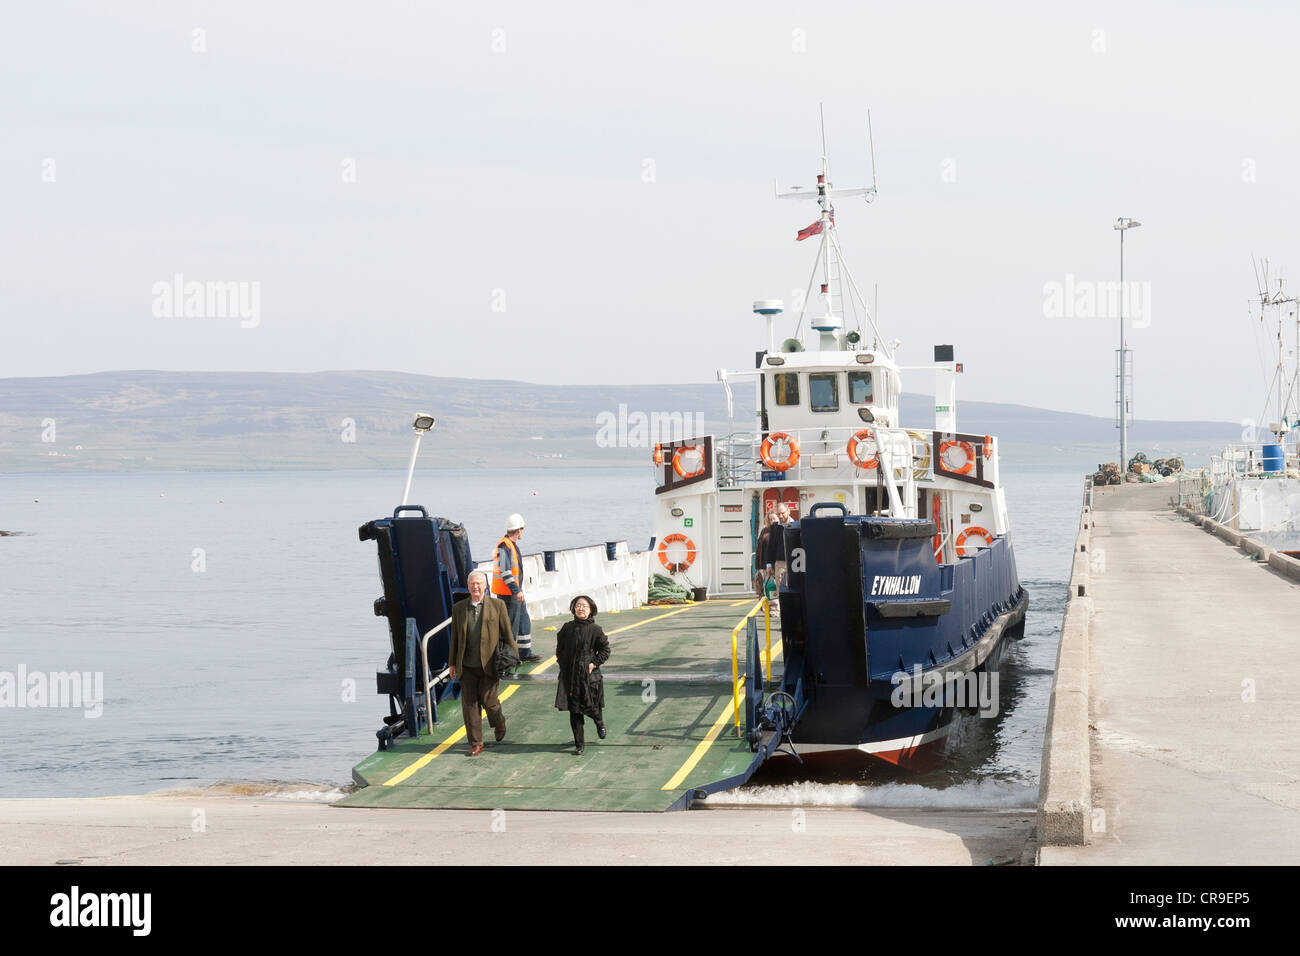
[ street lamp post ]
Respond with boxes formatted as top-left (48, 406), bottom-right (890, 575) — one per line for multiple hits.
top-left (1114, 217), bottom-right (1142, 471)
top-left (401, 413), bottom-right (437, 506)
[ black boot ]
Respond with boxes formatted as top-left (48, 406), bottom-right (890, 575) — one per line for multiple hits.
top-left (595, 715), bottom-right (607, 739)
top-left (570, 712), bottom-right (585, 755)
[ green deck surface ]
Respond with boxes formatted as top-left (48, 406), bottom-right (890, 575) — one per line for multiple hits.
top-left (339, 599), bottom-right (780, 812)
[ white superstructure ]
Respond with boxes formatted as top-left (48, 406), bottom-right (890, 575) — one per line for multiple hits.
top-left (649, 120), bottom-right (1013, 593)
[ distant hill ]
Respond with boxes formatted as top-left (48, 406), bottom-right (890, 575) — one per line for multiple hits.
top-left (0, 370), bottom-right (1239, 473)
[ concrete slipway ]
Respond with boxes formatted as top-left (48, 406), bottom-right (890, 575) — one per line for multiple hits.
top-left (1038, 481), bottom-right (1300, 865)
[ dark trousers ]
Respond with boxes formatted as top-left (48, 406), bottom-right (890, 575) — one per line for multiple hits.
top-left (459, 666), bottom-right (504, 747)
top-left (569, 710), bottom-right (603, 746)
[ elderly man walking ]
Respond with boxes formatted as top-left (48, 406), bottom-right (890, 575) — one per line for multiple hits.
top-left (449, 570), bottom-right (519, 756)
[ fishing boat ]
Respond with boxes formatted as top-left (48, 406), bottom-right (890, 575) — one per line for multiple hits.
top-left (1203, 260), bottom-right (1300, 553)
top-left (344, 118), bottom-right (1029, 812)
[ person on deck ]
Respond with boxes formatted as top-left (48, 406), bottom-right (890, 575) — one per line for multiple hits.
top-left (553, 594), bottom-right (610, 756)
top-left (493, 513), bottom-right (540, 662)
top-left (755, 510), bottom-right (779, 596)
top-left (448, 571), bottom-right (519, 757)
top-left (772, 504), bottom-right (794, 586)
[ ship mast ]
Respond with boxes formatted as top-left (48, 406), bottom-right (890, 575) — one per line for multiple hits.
top-left (1252, 256), bottom-right (1300, 440)
top-left (774, 108), bottom-right (886, 355)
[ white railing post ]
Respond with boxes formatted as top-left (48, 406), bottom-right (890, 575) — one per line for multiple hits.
top-left (420, 616), bottom-right (455, 733)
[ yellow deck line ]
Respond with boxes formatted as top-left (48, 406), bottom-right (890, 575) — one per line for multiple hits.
top-left (607, 603), bottom-right (700, 635)
top-left (382, 684), bottom-right (521, 786)
top-left (662, 687), bottom-right (746, 791)
top-left (663, 600), bottom-right (776, 792)
top-left (527, 602), bottom-right (701, 675)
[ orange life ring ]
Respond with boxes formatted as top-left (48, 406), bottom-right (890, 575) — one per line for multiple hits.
top-left (931, 495), bottom-right (943, 563)
top-left (672, 445), bottom-right (706, 479)
top-left (657, 533), bottom-right (697, 574)
top-left (939, 440), bottom-right (976, 475)
top-left (846, 428), bottom-right (879, 470)
top-left (760, 432), bottom-right (801, 472)
top-left (983, 435), bottom-right (993, 460)
top-left (653, 443), bottom-right (664, 466)
top-left (954, 526), bottom-right (993, 558)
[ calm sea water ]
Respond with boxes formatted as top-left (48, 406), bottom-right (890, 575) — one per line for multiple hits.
top-left (0, 464), bottom-right (1081, 806)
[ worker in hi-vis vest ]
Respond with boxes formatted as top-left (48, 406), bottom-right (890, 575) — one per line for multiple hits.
top-left (493, 513), bottom-right (539, 662)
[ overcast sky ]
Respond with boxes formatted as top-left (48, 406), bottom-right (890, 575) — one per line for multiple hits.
top-left (4, 1), bottom-right (1300, 423)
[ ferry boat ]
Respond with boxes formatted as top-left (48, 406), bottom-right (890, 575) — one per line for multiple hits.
top-left (1204, 261), bottom-right (1300, 553)
top-left (648, 137), bottom-right (1027, 769)
top-left (345, 122), bottom-right (1029, 811)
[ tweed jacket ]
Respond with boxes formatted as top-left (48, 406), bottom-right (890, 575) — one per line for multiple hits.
top-left (449, 595), bottom-right (517, 673)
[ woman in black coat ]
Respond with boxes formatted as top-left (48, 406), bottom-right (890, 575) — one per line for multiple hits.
top-left (554, 594), bottom-right (611, 755)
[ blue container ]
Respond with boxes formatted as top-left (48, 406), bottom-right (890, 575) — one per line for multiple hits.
top-left (1262, 443), bottom-right (1284, 472)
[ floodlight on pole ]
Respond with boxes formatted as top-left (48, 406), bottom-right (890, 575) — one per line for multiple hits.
top-left (401, 413), bottom-right (436, 506)
top-left (1114, 218), bottom-right (1141, 471)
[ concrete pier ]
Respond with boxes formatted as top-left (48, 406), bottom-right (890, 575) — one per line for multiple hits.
top-left (1039, 480), bottom-right (1300, 865)
top-left (0, 793), bottom-right (1033, 866)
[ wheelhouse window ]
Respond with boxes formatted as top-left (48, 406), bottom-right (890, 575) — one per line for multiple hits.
top-left (772, 372), bottom-right (800, 406)
top-left (848, 370), bottom-right (873, 404)
top-left (809, 372), bottom-right (839, 412)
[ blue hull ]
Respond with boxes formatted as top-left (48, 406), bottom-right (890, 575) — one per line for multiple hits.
top-left (777, 510), bottom-right (1027, 768)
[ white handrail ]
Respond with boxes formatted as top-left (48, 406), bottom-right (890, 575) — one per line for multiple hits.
top-left (420, 616), bottom-right (454, 733)
top-left (716, 424), bottom-right (922, 499)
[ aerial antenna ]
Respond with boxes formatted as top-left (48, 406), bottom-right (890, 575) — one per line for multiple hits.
top-left (1248, 255), bottom-right (1300, 436)
top-left (867, 110), bottom-right (878, 198)
top-left (873, 284), bottom-right (879, 349)
top-left (773, 108), bottom-right (885, 353)
top-left (820, 102), bottom-right (829, 179)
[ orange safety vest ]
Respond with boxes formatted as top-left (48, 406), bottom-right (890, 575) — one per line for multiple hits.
top-left (492, 536), bottom-right (522, 597)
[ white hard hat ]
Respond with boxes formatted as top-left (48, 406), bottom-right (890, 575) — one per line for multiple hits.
top-left (506, 513), bottom-right (526, 531)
